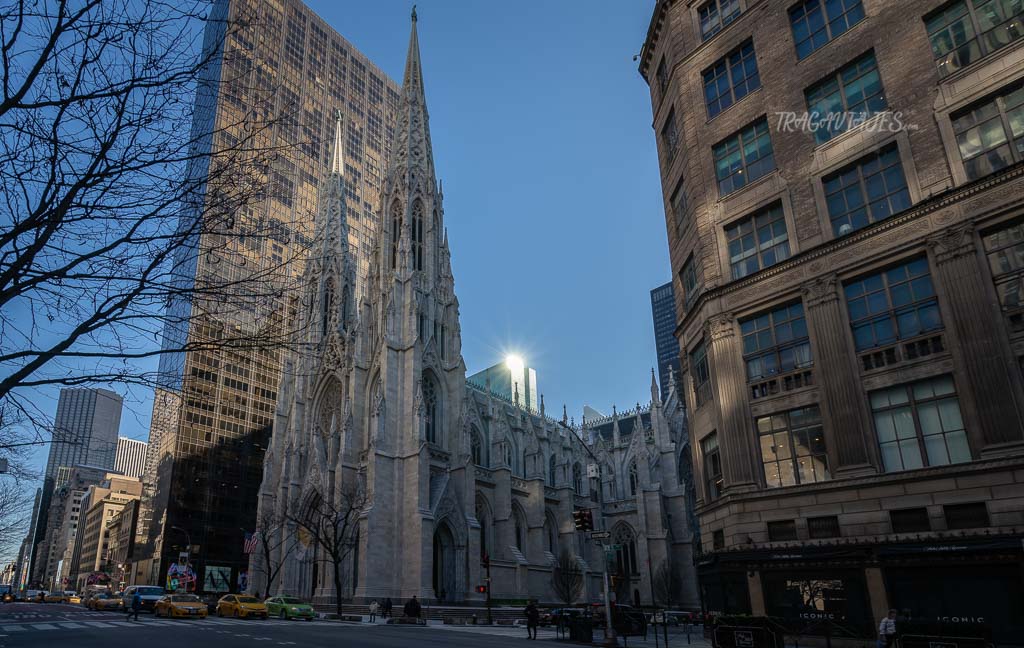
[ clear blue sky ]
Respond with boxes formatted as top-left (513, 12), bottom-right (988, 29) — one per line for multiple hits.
top-left (24, 0), bottom-right (668, 475)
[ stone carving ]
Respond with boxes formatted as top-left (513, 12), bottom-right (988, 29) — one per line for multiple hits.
top-left (928, 222), bottom-right (976, 264)
top-left (802, 274), bottom-right (840, 308)
top-left (705, 313), bottom-right (735, 342)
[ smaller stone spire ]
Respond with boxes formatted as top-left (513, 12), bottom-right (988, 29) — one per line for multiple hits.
top-left (330, 109), bottom-right (345, 176)
top-left (562, 404), bottom-right (568, 425)
top-left (651, 368), bottom-right (661, 406)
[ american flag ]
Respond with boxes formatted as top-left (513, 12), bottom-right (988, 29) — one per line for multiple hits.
top-left (243, 531), bottom-right (259, 554)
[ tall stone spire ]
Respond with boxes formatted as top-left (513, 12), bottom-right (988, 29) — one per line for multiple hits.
top-left (330, 108), bottom-right (345, 177)
top-left (390, 7), bottom-right (434, 185)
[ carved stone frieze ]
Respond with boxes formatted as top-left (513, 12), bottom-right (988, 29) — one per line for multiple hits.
top-left (801, 274), bottom-right (840, 309)
top-left (928, 222), bottom-right (976, 264)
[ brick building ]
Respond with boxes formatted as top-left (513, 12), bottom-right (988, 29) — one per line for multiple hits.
top-left (639, 0), bottom-right (1024, 641)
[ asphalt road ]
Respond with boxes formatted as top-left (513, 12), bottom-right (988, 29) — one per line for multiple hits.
top-left (0, 602), bottom-right (563, 648)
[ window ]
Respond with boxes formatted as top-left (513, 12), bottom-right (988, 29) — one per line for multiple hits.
top-left (713, 118), bottom-right (776, 196)
top-left (757, 406), bottom-right (829, 488)
top-left (725, 203), bottom-right (790, 279)
top-left (628, 460), bottom-right (638, 496)
top-left (681, 255), bottom-right (700, 310)
top-left (944, 502), bottom-right (989, 529)
top-left (670, 179), bottom-right (687, 235)
top-left (805, 51), bottom-right (887, 144)
top-left (926, 0), bottom-right (1024, 78)
top-left (390, 200), bottom-right (401, 270)
top-left (767, 520), bottom-right (798, 541)
top-left (423, 374), bottom-right (439, 444)
top-left (703, 41), bottom-right (760, 119)
top-left (471, 426), bottom-right (485, 466)
top-left (548, 454), bottom-right (557, 486)
top-left (699, 0), bottom-right (741, 40)
top-left (824, 144), bottom-right (911, 237)
top-left (845, 257), bottom-right (942, 352)
top-left (321, 282), bottom-right (334, 336)
top-left (656, 57), bottom-right (669, 95)
top-left (661, 108), bottom-right (680, 163)
top-left (690, 339), bottom-right (711, 407)
top-left (412, 199), bottom-right (424, 272)
top-left (701, 432), bottom-right (723, 499)
top-left (712, 529), bottom-right (725, 550)
top-left (612, 525), bottom-right (638, 574)
top-left (741, 302), bottom-right (812, 381)
top-left (870, 375), bottom-right (971, 472)
top-left (790, 0), bottom-right (866, 59)
top-left (951, 81), bottom-right (1024, 181)
top-left (572, 463), bottom-right (583, 494)
top-left (983, 218), bottom-right (1024, 313)
top-left (891, 507), bottom-right (931, 533)
top-left (807, 515), bottom-right (840, 539)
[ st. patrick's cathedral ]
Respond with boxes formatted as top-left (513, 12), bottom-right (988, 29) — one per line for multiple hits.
top-left (251, 12), bottom-right (699, 609)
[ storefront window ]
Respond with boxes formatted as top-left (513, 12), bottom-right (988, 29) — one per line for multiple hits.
top-left (762, 570), bottom-right (871, 632)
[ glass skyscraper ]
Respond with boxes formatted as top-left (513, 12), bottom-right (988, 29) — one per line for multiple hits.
top-left (650, 281), bottom-right (680, 401)
top-left (137, 0), bottom-right (399, 592)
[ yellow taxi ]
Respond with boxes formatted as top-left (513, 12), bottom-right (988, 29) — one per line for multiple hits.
top-left (64, 592), bottom-right (81, 604)
top-left (155, 594), bottom-right (208, 619)
top-left (43, 591), bottom-right (64, 603)
top-left (216, 594), bottom-right (268, 619)
top-left (88, 592), bottom-right (123, 610)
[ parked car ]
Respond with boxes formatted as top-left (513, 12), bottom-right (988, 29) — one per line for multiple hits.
top-left (120, 585), bottom-right (166, 613)
top-left (264, 596), bottom-right (315, 621)
top-left (26, 589), bottom-right (44, 602)
top-left (155, 594), bottom-right (208, 619)
top-left (541, 608), bottom-right (585, 627)
top-left (216, 594), bottom-right (267, 619)
top-left (43, 591), bottom-right (64, 603)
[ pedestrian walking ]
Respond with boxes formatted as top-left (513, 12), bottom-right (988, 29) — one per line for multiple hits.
top-left (126, 590), bottom-right (142, 621)
top-left (369, 599), bottom-right (379, 622)
top-left (403, 595), bottom-right (421, 619)
top-left (524, 600), bottom-right (540, 640)
top-left (383, 597), bottom-right (392, 618)
top-left (879, 609), bottom-right (898, 648)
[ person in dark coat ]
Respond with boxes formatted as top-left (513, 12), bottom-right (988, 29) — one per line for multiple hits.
top-left (403, 596), bottom-right (421, 619)
top-left (383, 597), bottom-right (392, 618)
top-left (525, 600), bottom-right (540, 639)
top-left (126, 590), bottom-right (142, 621)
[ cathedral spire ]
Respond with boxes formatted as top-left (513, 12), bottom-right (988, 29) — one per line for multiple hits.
top-left (387, 7), bottom-right (434, 185)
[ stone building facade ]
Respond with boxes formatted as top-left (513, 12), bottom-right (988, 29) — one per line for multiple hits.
top-left (639, 0), bottom-right (1024, 641)
top-left (251, 12), bottom-right (700, 609)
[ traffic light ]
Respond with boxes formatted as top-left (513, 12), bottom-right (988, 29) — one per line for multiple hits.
top-left (573, 508), bottom-right (594, 531)
top-left (476, 585), bottom-right (488, 594)
top-left (481, 553), bottom-right (490, 569)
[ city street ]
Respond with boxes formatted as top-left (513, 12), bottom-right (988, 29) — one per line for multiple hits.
top-left (0, 602), bottom-right (557, 648)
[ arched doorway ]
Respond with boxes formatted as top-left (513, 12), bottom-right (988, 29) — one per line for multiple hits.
top-left (310, 562), bottom-right (318, 601)
top-left (432, 523), bottom-right (457, 603)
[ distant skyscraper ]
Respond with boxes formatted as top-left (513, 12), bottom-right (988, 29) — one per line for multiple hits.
top-left (650, 282), bottom-right (680, 402)
top-left (29, 388), bottom-right (122, 583)
top-left (45, 388), bottom-right (122, 479)
top-left (115, 438), bottom-right (147, 479)
top-left (467, 356), bottom-right (539, 411)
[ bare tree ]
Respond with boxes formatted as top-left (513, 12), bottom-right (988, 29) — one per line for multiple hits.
top-left (252, 508), bottom-right (294, 598)
top-left (551, 548), bottom-right (584, 607)
top-left (652, 560), bottom-right (683, 609)
top-left (0, 0), bottom-right (306, 467)
top-left (0, 479), bottom-right (31, 562)
top-left (288, 484), bottom-right (365, 617)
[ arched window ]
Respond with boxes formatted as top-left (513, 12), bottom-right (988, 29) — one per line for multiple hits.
top-left (339, 285), bottom-right (348, 331)
top-left (572, 463), bottom-right (583, 495)
top-left (513, 506), bottom-right (526, 551)
top-left (548, 454), bottom-right (557, 486)
top-left (613, 524), bottom-right (638, 575)
top-left (628, 459), bottom-right (638, 496)
top-left (505, 436), bottom-right (519, 475)
top-left (471, 425), bottom-right (484, 466)
top-left (475, 494), bottom-right (492, 562)
top-left (544, 512), bottom-right (558, 554)
top-left (422, 373), bottom-right (439, 444)
top-left (412, 199), bottom-right (424, 271)
top-left (604, 466), bottom-right (617, 501)
top-left (322, 281), bottom-right (334, 336)
top-left (433, 210), bottom-right (441, 276)
top-left (390, 200), bottom-right (402, 270)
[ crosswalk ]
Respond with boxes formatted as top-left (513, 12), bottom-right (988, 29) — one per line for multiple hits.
top-left (0, 616), bottom-right (300, 634)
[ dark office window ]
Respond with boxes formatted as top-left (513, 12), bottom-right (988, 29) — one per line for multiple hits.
top-left (926, 0), bottom-right (1024, 78)
top-left (807, 515), bottom-right (841, 539)
top-left (951, 81), bottom-right (1024, 181)
top-left (712, 529), bottom-right (725, 550)
top-left (702, 432), bottom-right (723, 499)
top-left (699, 0), bottom-right (742, 40)
top-left (824, 144), bottom-right (911, 237)
top-left (890, 507), bottom-right (931, 533)
top-left (713, 118), bottom-right (775, 196)
top-left (805, 51), bottom-right (887, 144)
top-left (844, 257), bottom-right (941, 352)
top-left (790, 0), bottom-right (866, 59)
top-left (703, 40), bottom-right (761, 118)
top-left (767, 520), bottom-right (798, 541)
top-left (944, 502), bottom-right (989, 529)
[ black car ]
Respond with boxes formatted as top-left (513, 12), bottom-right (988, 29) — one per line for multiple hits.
top-left (542, 608), bottom-right (586, 627)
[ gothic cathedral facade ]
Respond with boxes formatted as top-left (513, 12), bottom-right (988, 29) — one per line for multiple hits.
top-left (252, 12), bottom-right (699, 609)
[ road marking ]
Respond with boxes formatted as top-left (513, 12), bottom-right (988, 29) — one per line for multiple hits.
top-left (82, 622), bottom-right (114, 628)
top-left (1, 626), bottom-right (24, 632)
top-left (30, 623), bottom-right (57, 630)
top-left (57, 622), bottom-right (85, 629)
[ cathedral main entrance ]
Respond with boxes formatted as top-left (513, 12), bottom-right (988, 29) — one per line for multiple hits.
top-left (432, 523), bottom-right (457, 603)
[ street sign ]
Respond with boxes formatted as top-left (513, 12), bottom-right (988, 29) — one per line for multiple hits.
top-left (590, 531), bottom-right (611, 539)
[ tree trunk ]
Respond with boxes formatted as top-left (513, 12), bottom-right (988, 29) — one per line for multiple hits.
top-left (334, 560), bottom-right (343, 617)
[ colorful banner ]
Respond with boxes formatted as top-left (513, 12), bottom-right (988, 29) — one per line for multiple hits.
top-left (166, 562), bottom-right (196, 592)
